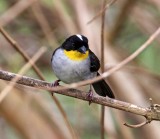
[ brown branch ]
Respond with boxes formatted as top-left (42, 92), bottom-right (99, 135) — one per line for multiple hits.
top-left (124, 119), bottom-right (151, 128)
top-left (124, 98), bottom-right (156, 128)
top-left (0, 26), bottom-right (45, 79)
top-left (0, 47), bottom-right (46, 102)
top-left (100, 1), bottom-right (106, 139)
top-left (0, 70), bottom-right (160, 124)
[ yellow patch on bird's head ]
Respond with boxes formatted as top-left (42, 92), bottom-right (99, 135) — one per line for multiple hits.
top-left (64, 50), bottom-right (89, 61)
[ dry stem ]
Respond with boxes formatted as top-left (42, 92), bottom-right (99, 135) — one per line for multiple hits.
top-left (0, 47), bottom-right (46, 102)
top-left (100, 1), bottom-right (107, 138)
top-left (0, 70), bottom-right (160, 127)
top-left (87, 0), bottom-right (117, 24)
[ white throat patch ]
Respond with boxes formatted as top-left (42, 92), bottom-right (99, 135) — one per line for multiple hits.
top-left (76, 34), bottom-right (83, 41)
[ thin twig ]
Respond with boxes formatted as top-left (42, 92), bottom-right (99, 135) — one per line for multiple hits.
top-left (101, 1), bottom-right (105, 71)
top-left (124, 120), bottom-right (151, 128)
top-left (0, 47), bottom-right (46, 102)
top-left (0, 26), bottom-right (45, 79)
top-left (0, 70), bottom-right (160, 123)
top-left (87, 0), bottom-right (117, 24)
top-left (101, 106), bottom-right (105, 139)
top-left (100, 1), bottom-right (106, 139)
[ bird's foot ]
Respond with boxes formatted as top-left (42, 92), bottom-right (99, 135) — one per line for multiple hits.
top-left (52, 79), bottom-right (61, 87)
top-left (51, 80), bottom-right (61, 96)
top-left (86, 89), bottom-right (94, 105)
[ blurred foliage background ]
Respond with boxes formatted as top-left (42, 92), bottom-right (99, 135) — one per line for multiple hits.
top-left (0, 0), bottom-right (160, 139)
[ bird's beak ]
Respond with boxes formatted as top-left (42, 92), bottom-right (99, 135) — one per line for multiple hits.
top-left (78, 46), bottom-right (87, 54)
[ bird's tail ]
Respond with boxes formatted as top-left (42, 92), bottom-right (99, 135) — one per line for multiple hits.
top-left (92, 73), bottom-right (115, 98)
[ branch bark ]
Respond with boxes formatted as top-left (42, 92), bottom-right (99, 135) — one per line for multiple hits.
top-left (0, 69), bottom-right (160, 123)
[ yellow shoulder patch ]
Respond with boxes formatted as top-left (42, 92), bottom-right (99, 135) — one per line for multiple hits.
top-left (64, 50), bottom-right (89, 61)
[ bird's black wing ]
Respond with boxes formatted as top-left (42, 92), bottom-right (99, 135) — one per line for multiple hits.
top-left (89, 50), bottom-right (115, 98)
top-left (89, 50), bottom-right (100, 72)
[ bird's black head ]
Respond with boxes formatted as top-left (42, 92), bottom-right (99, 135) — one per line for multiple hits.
top-left (61, 34), bottom-right (89, 54)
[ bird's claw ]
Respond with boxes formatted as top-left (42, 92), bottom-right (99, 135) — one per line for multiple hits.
top-left (86, 90), bottom-right (94, 105)
top-left (52, 79), bottom-right (61, 87)
top-left (51, 79), bottom-right (61, 96)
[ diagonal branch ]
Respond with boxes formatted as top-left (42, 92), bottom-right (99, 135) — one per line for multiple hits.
top-left (0, 47), bottom-right (46, 102)
top-left (0, 70), bottom-right (160, 124)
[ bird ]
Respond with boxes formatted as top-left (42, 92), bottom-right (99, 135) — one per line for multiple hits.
top-left (51, 34), bottom-right (115, 103)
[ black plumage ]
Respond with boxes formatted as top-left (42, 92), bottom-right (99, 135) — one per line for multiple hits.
top-left (89, 50), bottom-right (115, 98)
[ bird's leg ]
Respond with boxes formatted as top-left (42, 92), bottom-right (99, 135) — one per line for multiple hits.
top-left (51, 79), bottom-right (61, 96)
top-left (86, 85), bottom-right (94, 105)
top-left (52, 79), bottom-right (61, 87)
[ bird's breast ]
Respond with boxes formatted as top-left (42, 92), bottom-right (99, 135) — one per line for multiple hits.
top-left (51, 48), bottom-right (96, 83)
